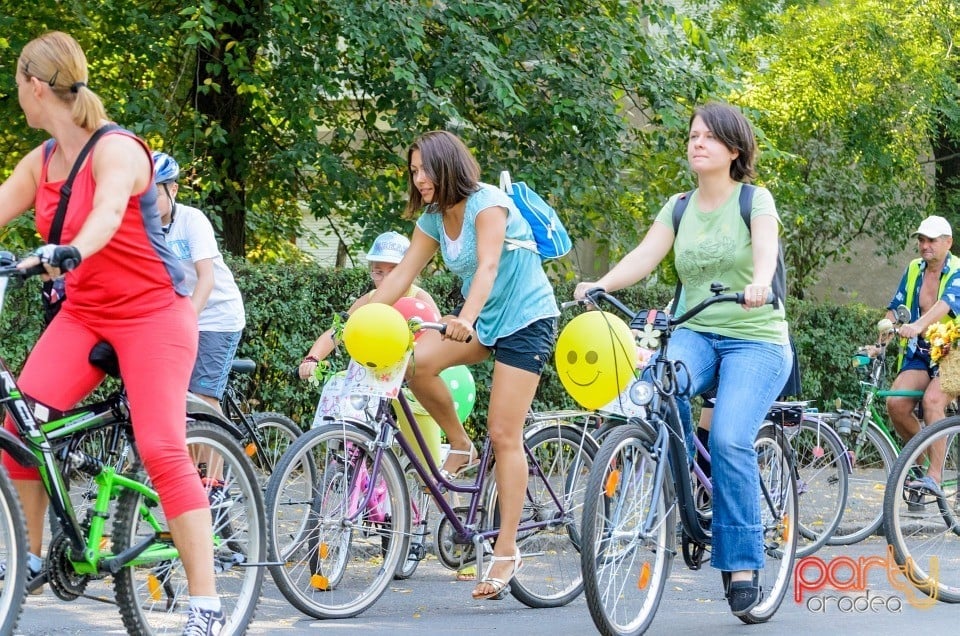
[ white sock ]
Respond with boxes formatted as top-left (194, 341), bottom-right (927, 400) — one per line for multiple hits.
top-left (27, 552), bottom-right (42, 572)
top-left (190, 596), bottom-right (222, 613)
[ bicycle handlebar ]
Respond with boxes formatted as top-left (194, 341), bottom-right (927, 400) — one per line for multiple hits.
top-left (569, 284), bottom-right (775, 327)
top-left (0, 263), bottom-right (45, 280)
top-left (409, 317), bottom-right (473, 343)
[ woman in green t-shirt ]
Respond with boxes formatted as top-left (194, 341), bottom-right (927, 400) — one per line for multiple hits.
top-left (575, 102), bottom-right (792, 618)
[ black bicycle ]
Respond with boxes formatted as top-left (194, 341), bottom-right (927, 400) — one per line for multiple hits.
top-left (216, 359), bottom-right (302, 486)
top-left (577, 284), bottom-right (798, 636)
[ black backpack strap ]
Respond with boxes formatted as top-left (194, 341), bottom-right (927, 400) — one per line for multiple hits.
top-left (49, 124), bottom-right (121, 243)
top-left (669, 190), bottom-right (694, 313)
top-left (738, 183), bottom-right (756, 228)
top-left (671, 190), bottom-right (694, 234)
top-left (738, 183), bottom-right (786, 306)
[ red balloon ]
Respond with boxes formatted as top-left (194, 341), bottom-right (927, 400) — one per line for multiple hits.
top-left (393, 296), bottom-right (440, 340)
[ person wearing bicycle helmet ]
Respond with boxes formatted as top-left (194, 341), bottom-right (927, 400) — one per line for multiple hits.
top-left (575, 102), bottom-right (791, 618)
top-left (298, 231), bottom-right (440, 380)
top-left (153, 151), bottom-right (246, 413)
top-left (0, 32), bottom-right (224, 632)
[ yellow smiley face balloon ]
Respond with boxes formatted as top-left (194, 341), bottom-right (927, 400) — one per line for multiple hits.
top-left (555, 311), bottom-right (637, 410)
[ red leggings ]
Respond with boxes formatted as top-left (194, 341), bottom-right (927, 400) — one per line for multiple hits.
top-left (2, 297), bottom-right (207, 519)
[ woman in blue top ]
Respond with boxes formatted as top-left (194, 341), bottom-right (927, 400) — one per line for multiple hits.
top-left (371, 130), bottom-right (559, 600)
top-left (576, 102), bottom-right (791, 618)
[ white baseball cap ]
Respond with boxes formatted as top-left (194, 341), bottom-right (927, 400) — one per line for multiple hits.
top-left (366, 231), bottom-right (410, 264)
top-left (911, 215), bottom-right (952, 239)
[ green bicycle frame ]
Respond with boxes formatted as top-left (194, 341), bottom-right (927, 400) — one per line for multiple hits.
top-left (0, 359), bottom-right (169, 576)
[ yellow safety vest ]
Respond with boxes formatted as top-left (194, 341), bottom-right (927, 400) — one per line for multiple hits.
top-left (899, 254), bottom-right (960, 370)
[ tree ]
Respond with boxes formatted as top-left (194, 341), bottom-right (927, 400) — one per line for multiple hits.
top-left (0, 1), bottom-right (724, 263)
top-left (727, 0), bottom-right (960, 297)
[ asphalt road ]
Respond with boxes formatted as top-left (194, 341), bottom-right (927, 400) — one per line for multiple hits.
top-left (12, 536), bottom-right (956, 635)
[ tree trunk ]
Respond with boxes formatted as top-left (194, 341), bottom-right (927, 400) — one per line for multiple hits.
top-left (190, 4), bottom-right (262, 256)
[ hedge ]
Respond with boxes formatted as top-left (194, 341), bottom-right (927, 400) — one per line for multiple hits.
top-left (0, 261), bottom-right (884, 437)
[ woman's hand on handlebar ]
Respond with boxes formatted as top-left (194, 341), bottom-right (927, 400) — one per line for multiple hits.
top-left (17, 244), bottom-right (82, 279)
top-left (573, 281), bottom-right (601, 302)
top-left (743, 282), bottom-right (772, 310)
top-left (442, 315), bottom-right (475, 343)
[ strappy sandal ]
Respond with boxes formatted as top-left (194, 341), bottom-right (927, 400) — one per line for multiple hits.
top-left (472, 547), bottom-right (523, 600)
top-left (440, 446), bottom-right (480, 481)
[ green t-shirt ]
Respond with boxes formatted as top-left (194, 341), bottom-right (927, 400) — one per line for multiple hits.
top-left (654, 183), bottom-right (789, 345)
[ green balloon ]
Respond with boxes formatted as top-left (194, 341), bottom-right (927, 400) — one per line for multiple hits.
top-left (440, 365), bottom-right (476, 424)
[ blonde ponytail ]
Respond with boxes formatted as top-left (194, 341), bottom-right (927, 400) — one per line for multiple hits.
top-left (19, 31), bottom-right (108, 132)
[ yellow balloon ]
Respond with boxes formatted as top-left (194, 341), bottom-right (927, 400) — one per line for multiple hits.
top-left (555, 311), bottom-right (637, 410)
top-left (342, 303), bottom-right (411, 370)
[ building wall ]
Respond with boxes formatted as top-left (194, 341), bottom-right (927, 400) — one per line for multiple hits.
top-left (805, 237), bottom-right (914, 308)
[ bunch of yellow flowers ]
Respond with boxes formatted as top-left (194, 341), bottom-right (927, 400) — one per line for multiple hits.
top-left (924, 321), bottom-right (960, 363)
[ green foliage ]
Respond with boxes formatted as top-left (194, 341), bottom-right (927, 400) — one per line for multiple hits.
top-left (788, 297), bottom-right (884, 410)
top-left (731, 0), bottom-right (960, 297)
top-left (1, 1), bottom-right (721, 262)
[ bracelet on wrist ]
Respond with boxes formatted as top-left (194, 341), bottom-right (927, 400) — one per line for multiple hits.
top-left (303, 355), bottom-right (320, 364)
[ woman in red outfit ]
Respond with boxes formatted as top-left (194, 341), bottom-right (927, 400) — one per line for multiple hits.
top-left (0, 32), bottom-right (224, 632)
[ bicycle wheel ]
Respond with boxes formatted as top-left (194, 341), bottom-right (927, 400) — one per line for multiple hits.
top-left (483, 423), bottom-right (597, 608)
top-left (580, 422), bottom-right (675, 636)
top-left (0, 466), bottom-right (28, 635)
top-left (264, 422), bottom-right (410, 619)
top-left (395, 457), bottom-right (431, 580)
top-left (112, 422), bottom-right (266, 635)
top-left (247, 412), bottom-right (301, 485)
top-left (741, 425), bottom-right (798, 624)
top-left (829, 420), bottom-right (897, 545)
top-left (791, 417), bottom-right (848, 556)
top-left (883, 415), bottom-right (960, 603)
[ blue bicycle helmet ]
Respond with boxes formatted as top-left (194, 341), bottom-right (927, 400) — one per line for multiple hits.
top-left (152, 151), bottom-right (180, 184)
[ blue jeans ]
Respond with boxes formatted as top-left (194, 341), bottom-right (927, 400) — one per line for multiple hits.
top-left (667, 328), bottom-right (791, 572)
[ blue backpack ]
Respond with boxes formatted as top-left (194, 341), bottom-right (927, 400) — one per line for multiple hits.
top-left (500, 171), bottom-right (572, 260)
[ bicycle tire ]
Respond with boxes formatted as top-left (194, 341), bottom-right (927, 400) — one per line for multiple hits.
top-left (883, 414), bottom-right (960, 603)
top-left (580, 422), bottom-right (675, 636)
top-left (247, 412), bottom-right (301, 484)
top-left (739, 424), bottom-right (798, 624)
top-left (112, 422), bottom-right (266, 635)
top-left (0, 465), bottom-right (28, 636)
top-left (829, 421), bottom-right (897, 545)
top-left (487, 423), bottom-right (597, 608)
top-left (792, 417), bottom-right (848, 556)
top-left (264, 422), bottom-right (410, 619)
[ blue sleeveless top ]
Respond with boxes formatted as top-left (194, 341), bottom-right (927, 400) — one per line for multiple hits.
top-left (416, 183), bottom-right (558, 346)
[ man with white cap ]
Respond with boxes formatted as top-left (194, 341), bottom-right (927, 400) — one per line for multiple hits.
top-left (883, 215), bottom-right (959, 492)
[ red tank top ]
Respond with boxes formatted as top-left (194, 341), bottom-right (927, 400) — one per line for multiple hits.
top-left (35, 131), bottom-right (182, 317)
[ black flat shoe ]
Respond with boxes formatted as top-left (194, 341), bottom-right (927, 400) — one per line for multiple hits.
top-left (723, 570), bottom-right (761, 617)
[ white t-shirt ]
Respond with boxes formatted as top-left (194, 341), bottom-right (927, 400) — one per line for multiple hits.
top-left (164, 203), bottom-right (246, 331)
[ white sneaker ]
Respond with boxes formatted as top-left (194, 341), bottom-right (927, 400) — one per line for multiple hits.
top-left (182, 606), bottom-right (226, 636)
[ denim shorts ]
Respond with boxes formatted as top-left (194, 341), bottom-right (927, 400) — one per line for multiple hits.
top-left (490, 317), bottom-right (557, 375)
top-left (190, 330), bottom-right (243, 398)
top-left (901, 349), bottom-right (938, 378)
top-left (451, 305), bottom-right (557, 375)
